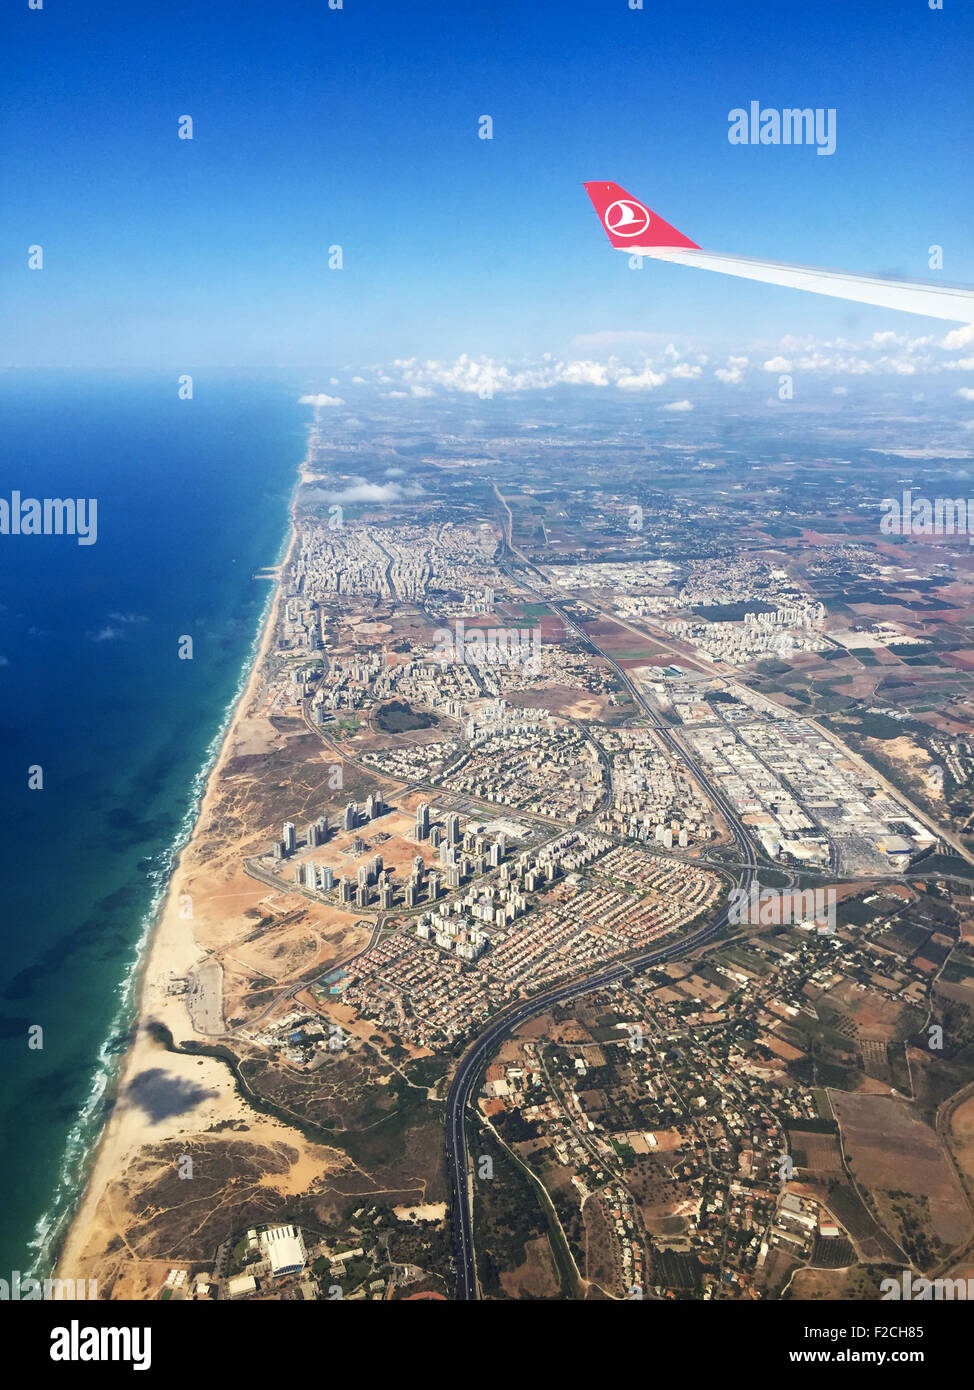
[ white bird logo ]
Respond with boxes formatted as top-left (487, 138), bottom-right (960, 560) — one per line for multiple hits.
top-left (604, 199), bottom-right (651, 237)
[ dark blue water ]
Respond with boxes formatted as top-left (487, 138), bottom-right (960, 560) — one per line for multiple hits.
top-left (0, 373), bottom-right (302, 1275)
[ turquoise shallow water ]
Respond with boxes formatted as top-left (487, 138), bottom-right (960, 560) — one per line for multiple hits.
top-left (0, 372), bottom-right (303, 1276)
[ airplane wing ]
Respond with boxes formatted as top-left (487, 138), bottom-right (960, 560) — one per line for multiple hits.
top-left (584, 180), bottom-right (974, 325)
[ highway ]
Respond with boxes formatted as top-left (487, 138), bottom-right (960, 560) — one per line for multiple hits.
top-left (445, 895), bottom-right (743, 1299)
top-left (446, 543), bottom-right (758, 1300)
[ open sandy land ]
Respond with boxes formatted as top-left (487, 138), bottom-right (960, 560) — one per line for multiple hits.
top-left (58, 523), bottom-right (360, 1291)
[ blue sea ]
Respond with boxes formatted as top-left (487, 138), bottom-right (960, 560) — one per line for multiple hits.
top-left (0, 373), bottom-right (303, 1277)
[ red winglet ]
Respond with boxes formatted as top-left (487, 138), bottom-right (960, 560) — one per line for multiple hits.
top-left (583, 181), bottom-right (699, 250)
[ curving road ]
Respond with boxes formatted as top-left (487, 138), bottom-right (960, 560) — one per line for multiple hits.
top-left (446, 896), bottom-right (743, 1298)
top-left (446, 547), bottom-right (758, 1299)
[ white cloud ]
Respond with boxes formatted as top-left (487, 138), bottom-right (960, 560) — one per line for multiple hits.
top-left (386, 352), bottom-right (650, 396)
top-left (661, 399), bottom-right (694, 412)
top-left (558, 360), bottom-right (612, 386)
top-left (312, 479), bottom-right (422, 504)
top-left (615, 365), bottom-right (668, 391)
top-left (715, 354), bottom-right (749, 385)
top-left (957, 388), bottom-right (974, 401)
top-left (86, 612), bottom-right (148, 643)
top-left (943, 325), bottom-right (974, 350)
top-left (299, 393), bottom-right (344, 407)
top-left (363, 332), bottom-right (974, 401)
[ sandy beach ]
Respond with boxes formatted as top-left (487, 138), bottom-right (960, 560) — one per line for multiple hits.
top-left (56, 515), bottom-right (302, 1286)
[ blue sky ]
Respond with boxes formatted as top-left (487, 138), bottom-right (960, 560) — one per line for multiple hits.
top-left (3, 0), bottom-right (973, 369)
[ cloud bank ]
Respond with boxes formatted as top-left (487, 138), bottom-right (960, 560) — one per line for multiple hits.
top-left (300, 327), bottom-right (974, 406)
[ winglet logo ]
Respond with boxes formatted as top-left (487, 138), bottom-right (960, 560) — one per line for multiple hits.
top-left (604, 199), bottom-right (651, 238)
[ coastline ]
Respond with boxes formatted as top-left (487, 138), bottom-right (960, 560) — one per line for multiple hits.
top-left (55, 495), bottom-right (300, 1286)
